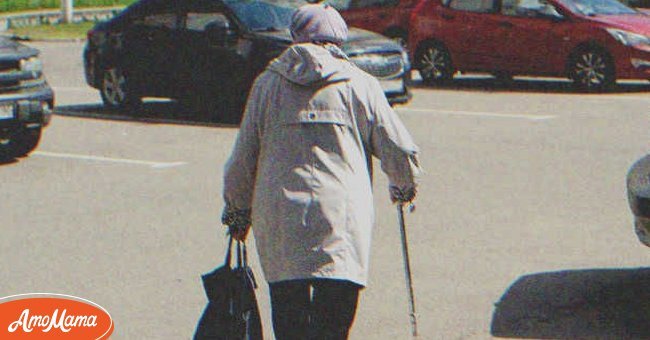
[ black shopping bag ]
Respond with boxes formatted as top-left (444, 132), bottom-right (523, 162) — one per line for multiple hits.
top-left (194, 236), bottom-right (263, 340)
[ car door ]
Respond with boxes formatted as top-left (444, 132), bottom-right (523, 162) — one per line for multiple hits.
top-left (497, 0), bottom-right (573, 74)
top-left (334, 0), bottom-right (404, 36)
top-left (443, 0), bottom-right (502, 70)
top-left (177, 0), bottom-right (244, 110)
top-left (122, 3), bottom-right (181, 97)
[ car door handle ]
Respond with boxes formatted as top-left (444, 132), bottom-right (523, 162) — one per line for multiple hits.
top-left (499, 21), bottom-right (514, 28)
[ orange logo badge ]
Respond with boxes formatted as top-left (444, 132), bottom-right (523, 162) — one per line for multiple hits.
top-left (0, 294), bottom-right (114, 339)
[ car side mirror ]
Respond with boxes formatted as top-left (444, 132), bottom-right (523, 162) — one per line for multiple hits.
top-left (517, 5), bottom-right (565, 21)
top-left (205, 21), bottom-right (236, 45)
top-left (539, 5), bottom-right (566, 21)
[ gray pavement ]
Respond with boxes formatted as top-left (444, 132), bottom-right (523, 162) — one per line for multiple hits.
top-left (2, 41), bottom-right (650, 339)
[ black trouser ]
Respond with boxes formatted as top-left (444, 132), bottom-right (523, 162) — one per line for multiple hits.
top-left (269, 279), bottom-right (362, 340)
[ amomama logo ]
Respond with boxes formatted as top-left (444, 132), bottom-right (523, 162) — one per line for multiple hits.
top-left (0, 293), bottom-right (113, 339)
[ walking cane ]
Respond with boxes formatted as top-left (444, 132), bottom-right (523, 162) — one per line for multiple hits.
top-left (397, 202), bottom-right (418, 338)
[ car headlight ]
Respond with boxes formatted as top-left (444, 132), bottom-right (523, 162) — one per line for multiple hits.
top-left (20, 57), bottom-right (43, 74)
top-left (606, 28), bottom-right (650, 46)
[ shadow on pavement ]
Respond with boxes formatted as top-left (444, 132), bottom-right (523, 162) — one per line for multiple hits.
top-left (55, 101), bottom-right (241, 128)
top-left (410, 76), bottom-right (650, 94)
top-left (0, 156), bottom-right (18, 166)
top-left (491, 268), bottom-right (650, 339)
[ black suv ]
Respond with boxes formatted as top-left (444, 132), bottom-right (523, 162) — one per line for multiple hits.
top-left (84, 0), bottom-right (411, 121)
top-left (0, 37), bottom-right (53, 159)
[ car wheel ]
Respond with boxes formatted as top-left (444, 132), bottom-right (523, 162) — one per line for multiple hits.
top-left (100, 67), bottom-right (140, 109)
top-left (416, 42), bottom-right (453, 85)
top-left (0, 127), bottom-right (41, 159)
top-left (569, 49), bottom-right (615, 92)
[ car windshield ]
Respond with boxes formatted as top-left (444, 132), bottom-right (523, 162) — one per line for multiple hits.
top-left (559, 0), bottom-right (637, 15)
top-left (224, 0), bottom-right (307, 31)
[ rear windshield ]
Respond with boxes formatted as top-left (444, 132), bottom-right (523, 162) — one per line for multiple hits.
top-left (225, 0), bottom-right (306, 31)
top-left (559, 0), bottom-right (637, 15)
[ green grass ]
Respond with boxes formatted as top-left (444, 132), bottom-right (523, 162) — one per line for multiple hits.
top-left (7, 21), bottom-right (95, 40)
top-left (1, 0), bottom-right (135, 13)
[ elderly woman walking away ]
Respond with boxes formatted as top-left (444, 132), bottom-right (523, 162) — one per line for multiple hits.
top-left (221, 3), bottom-right (421, 339)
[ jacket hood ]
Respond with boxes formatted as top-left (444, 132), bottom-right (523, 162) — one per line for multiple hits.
top-left (268, 43), bottom-right (350, 86)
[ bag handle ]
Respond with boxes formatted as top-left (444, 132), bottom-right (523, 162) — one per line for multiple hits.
top-left (224, 236), bottom-right (249, 269)
top-left (236, 240), bottom-right (243, 268)
top-left (224, 235), bottom-right (234, 268)
top-left (236, 240), bottom-right (249, 268)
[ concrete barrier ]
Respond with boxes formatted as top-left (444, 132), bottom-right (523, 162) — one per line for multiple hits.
top-left (0, 7), bottom-right (124, 31)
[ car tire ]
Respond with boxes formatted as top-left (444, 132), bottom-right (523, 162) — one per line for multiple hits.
top-left (415, 42), bottom-right (454, 85)
top-left (569, 48), bottom-right (615, 92)
top-left (0, 127), bottom-right (41, 159)
top-left (100, 67), bottom-right (141, 110)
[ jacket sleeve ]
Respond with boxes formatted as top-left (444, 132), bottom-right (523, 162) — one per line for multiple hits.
top-left (222, 78), bottom-right (265, 215)
top-left (359, 78), bottom-right (421, 193)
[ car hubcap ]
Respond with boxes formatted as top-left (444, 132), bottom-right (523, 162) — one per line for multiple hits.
top-left (420, 47), bottom-right (448, 79)
top-left (575, 52), bottom-right (607, 87)
top-left (102, 68), bottom-right (126, 106)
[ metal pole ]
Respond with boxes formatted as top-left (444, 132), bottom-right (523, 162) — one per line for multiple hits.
top-left (61, 0), bottom-right (73, 24)
top-left (397, 203), bottom-right (418, 337)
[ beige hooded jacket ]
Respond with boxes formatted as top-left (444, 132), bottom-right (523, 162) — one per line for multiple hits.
top-left (223, 43), bottom-right (420, 286)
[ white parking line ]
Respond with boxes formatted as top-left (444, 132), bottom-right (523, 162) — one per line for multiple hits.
top-left (33, 151), bottom-right (187, 169)
top-left (397, 108), bottom-right (556, 121)
top-left (582, 95), bottom-right (650, 103)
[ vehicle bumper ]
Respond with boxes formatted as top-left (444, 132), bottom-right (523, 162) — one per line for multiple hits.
top-left (613, 45), bottom-right (650, 80)
top-left (380, 73), bottom-right (412, 105)
top-left (0, 83), bottom-right (55, 132)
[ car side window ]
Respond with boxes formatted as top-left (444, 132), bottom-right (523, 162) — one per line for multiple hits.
top-left (186, 12), bottom-right (230, 32)
top-left (133, 13), bottom-right (178, 29)
top-left (501, 0), bottom-right (562, 17)
top-left (448, 0), bottom-right (496, 13)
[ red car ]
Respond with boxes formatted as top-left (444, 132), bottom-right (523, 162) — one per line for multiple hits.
top-left (409, 0), bottom-right (650, 91)
top-left (330, 0), bottom-right (418, 43)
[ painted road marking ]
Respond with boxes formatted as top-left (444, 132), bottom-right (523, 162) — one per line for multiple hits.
top-left (33, 151), bottom-right (187, 169)
top-left (397, 108), bottom-right (556, 121)
top-left (582, 95), bottom-right (650, 103)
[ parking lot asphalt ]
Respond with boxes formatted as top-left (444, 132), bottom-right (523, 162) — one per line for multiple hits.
top-left (2, 41), bottom-right (650, 339)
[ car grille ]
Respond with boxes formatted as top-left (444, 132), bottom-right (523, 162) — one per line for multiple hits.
top-left (0, 60), bottom-right (19, 73)
top-left (0, 59), bottom-right (41, 93)
top-left (0, 80), bottom-right (20, 88)
top-left (350, 53), bottom-right (404, 79)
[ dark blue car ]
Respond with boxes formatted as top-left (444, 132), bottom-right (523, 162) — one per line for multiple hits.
top-left (83, 0), bottom-right (411, 122)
